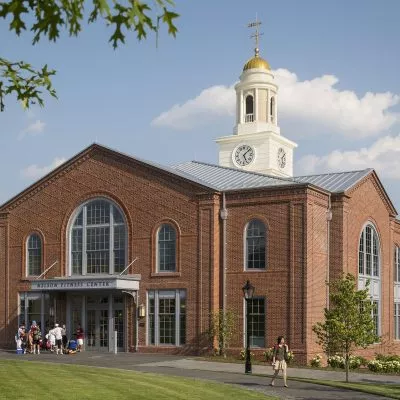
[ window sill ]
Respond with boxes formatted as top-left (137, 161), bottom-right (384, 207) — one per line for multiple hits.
top-left (244, 269), bottom-right (266, 272)
top-left (151, 272), bottom-right (181, 278)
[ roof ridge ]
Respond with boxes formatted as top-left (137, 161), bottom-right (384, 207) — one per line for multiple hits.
top-left (179, 160), bottom-right (296, 183)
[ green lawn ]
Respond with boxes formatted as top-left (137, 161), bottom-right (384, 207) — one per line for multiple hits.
top-left (0, 360), bottom-right (274, 400)
top-left (292, 377), bottom-right (400, 399)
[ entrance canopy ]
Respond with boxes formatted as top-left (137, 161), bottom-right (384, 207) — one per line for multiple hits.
top-left (30, 274), bottom-right (141, 291)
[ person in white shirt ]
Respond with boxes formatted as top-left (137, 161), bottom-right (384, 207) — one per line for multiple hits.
top-left (52, 323), bottom-right (63, 355)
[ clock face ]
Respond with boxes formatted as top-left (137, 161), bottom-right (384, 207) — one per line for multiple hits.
top-left (233, 144), bottom-right (255, 167)
top-left (277, 148), bottom-right (287, 169)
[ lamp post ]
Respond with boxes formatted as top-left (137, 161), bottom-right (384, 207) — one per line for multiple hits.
top-left (242, 279), bottom-right (255, 374)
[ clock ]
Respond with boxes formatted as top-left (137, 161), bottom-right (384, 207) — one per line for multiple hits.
top-left (233, 144), bottom-right (255, 167)
top-left (277, 147), bottom-right (286, 169)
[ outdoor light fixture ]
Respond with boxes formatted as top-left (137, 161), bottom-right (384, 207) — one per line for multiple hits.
top-left (242, 280), bottom-right (255, 374)
top-left (138, 303), bottom-right (146, 318)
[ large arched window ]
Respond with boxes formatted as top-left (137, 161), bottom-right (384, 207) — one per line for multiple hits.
top-left (27, 233), bottom-right (42, 276)
top-left (69, 198), bottom-right (126, 275)
top-left (358, 223), bottom-right (381, 336)
top-left (157, 223), bottom-right (176, 272)
top-left (245, 95), bottom-right (254, 122)
top-left (245, 219), bottom-right (266, 270)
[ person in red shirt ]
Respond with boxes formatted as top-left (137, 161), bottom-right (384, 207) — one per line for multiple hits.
top-left (76, 324), bottom-right (84, 352)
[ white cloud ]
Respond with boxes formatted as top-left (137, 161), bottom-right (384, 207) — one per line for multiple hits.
top-left (151, 85), bottom-right (235, 130)
top-left (297, 134), bottom-right (400, 179)
top-left (151, 69), bottom-right (399, 137)
top-left (20, 157), bottom-right (66, 180)
top-left (18, 119), bottom-right (46, 140)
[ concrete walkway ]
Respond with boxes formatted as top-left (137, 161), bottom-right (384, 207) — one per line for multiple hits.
top-left (0, 350), bottom-right (396, 399)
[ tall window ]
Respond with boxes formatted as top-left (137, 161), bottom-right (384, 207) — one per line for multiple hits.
top-left (395, 303), bottom-right (400, 340)
top-left (394, 246), bottom-right (400, 340)
top-left (358, 224), bottom-right (379, 277)
top-left (69, 198), bottom-right (126, 275)
top-left (27, 233), bottom-right (42, 276)
top-left (157, 224), bottom-right (176, 272)
top-left (245, 95), bottom-right (254, 122)
top-left (395, 246), bottom-right (400, 283)
top-left (270, 97), bottom-right (275, 123)
top-left (358, 223), bottom-right (380, 336)
top-left (148, 289), bottom-right (186, 346)
top-left (246, 298), bottom-right (265, 347)
top-left (245, 219), bottom-right (266, 270)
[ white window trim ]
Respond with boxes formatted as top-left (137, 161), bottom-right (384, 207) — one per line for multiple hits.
top-left (26, 233), bottom-right (42, 277)
top-left (156, 224), bottom-right (177, 273)
top-left (67, 198), bottom-right (127, 276)
top-left (147, 289), bottom-right (185, 347)
top-left (358, 222), bottom-right (381, 337)
top-left (243, 219), bottom-right (267, 271)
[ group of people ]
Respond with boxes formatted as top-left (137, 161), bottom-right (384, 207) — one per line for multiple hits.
top-left (15, 321), bottom-right (84, 354)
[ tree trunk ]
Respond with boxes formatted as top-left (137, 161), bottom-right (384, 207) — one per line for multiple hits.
top-left (345, 352), bottom-right (349, 383)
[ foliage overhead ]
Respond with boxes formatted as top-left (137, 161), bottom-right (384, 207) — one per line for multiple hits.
top-left (312, 273), bottom-right (378, 382)
top-left (0, 0), bottom-right (179, 111)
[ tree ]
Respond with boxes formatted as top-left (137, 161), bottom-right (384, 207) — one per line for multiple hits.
top-left (313, 273), bottom-right (378, 382)
top-left (208, 309), bottom-right (237, 357)
top-left (0, 0), bottom-right (179, 111)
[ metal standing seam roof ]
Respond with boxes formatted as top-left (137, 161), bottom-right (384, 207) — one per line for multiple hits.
top-left (172, 161), bottom-right (373, 193)
top-left (172, 161), bottom-right (301, 191)
top-left (294, 169), bottom-right (373, 193)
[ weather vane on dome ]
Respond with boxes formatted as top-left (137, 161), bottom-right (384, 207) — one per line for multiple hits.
top-left (248, 15), bottom-right (263, 57)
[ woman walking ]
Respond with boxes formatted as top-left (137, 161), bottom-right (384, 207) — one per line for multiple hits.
top-left (270, 336), bottom-right (289, 387)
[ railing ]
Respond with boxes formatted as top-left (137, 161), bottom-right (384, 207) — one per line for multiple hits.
top-left (245, 114), bottom-right (254, 122)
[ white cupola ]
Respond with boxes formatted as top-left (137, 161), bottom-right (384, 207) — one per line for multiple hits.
top-left (216, 23), bottom-right (297, 178)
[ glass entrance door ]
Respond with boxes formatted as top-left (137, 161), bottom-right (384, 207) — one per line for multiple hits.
top-left (86, 309), bottom-right (109, 351)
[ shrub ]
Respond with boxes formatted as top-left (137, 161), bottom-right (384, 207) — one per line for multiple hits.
top-left (327, 354), bottom-right (363, 369)
top-left (310, 354), bottom-right (322, 367)
top-left (368, 359), bottom-right (400, 373)
top-left (263, 347), bottom-right (274, 361)
top-left (240, 349), bottom-right (255, 360)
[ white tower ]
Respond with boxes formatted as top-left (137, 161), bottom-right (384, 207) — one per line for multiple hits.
top-left (216, 20), bottom-right (297, 178)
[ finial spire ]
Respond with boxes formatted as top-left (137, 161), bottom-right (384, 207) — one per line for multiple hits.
top-left (248, 14), bottom-right (263, 57)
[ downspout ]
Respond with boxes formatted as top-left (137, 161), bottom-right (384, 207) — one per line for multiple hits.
top-left (326, 194), bottom-right (332, 310)
top-left (220, 193), bottom-right (228, 354)
top-left (220, 192), bottom-right (228, 314)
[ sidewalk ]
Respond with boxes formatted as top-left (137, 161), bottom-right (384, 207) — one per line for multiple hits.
top-left (168, 358), bottom-right (400, 385)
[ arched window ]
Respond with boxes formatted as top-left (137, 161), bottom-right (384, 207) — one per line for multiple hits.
top-left (69, 198), bottom-right (126, 275)
top-left (358, 223), bottom-right (381, 336)
top-left (27, 233), bottom-right (42, 276)
top-left (245, 95), bottom-right (254, 122)
top-left (270, 97), bottom-right (275, 123)
top-left (394, 246), bottom-right (400, 339)
top-left (157, 223), bottom-right (176, 272)
top-left (358, 224), bottom-right (379, 277)
top-left (245, 219), bottom-right (266, 270)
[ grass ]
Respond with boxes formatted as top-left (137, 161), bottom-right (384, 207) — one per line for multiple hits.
top-left (291, 377), bottom-right (400, 399)
top-left (0, 360), bottom-right (275, 400)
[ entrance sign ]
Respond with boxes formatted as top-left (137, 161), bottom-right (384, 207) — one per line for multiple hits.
top-left (30, 275), bottom-right (140, 291)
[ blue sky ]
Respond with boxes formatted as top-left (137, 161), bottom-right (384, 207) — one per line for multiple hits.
top-left (1, 0), bottom-right (400, 210)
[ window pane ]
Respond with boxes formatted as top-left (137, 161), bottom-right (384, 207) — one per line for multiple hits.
top-left (158, 224), bottom-right (176, 272)
top-left (159, 298), bottom-right (176, 345)
top-left (180, 294), bottom-right (186, 345)
top-left (28, 234), bottom-right (41, 276)
top-left (359, 225), bottom-right (379, 278)
top-left (86, 227), bottom-right (110, 274)
top-left (149, 298), bottom-right (155, 345)
top-left (248, 298), bottom-right (265, 347)
top-left (246, 220), bottom-right (266, 269)
top-left (114, 225), bottom-right (126, 273)
top-left (72, 228), bottom-right (83, 275)
top-left (87, 200), bottom-right (110, 225)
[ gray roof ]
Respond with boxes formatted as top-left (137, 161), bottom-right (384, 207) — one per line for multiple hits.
top-left (172, 161), bottom-right (301, 191)
top-left (172, 161), bottom-right (373, 193)
top-left (294, 169), bottom-right (373, 193)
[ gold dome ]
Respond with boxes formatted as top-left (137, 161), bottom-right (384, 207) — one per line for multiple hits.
top-left (243, 48), bottom-right (270, 71)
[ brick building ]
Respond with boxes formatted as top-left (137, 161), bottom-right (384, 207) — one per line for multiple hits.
top-left (1, 46), bottom-right (399, 363)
